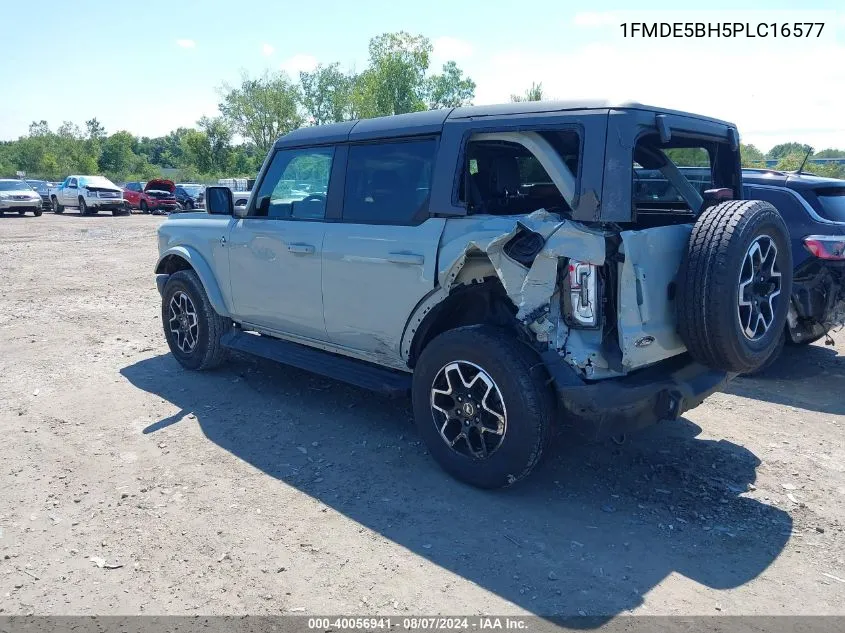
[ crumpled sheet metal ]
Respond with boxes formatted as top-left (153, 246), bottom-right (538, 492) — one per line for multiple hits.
top-left (438, 209), bottom-right (607, 320)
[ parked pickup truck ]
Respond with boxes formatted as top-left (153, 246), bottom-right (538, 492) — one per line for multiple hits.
top-left (50, 175), bottom-right (127, 215)
top-left (154, 101), bottom-right (793, 488)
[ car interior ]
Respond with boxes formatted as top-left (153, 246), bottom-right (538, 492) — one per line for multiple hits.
top-left (461, 131), bottom-right (580, 217)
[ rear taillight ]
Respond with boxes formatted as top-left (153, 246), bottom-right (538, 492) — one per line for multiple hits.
top-left (803, 235), bottom-right (845, 260)
top-left (563, 260), bottom-right (600, 328)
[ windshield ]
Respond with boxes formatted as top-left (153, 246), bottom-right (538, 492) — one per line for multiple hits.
top-left (815, 187), bottom-right (845, 222)
top-left (79, 176), bottom-right (117, 189)
top-left (0, 180), bottom-right (31, 191)
top-left (180, 185), bottom-right (203, 196)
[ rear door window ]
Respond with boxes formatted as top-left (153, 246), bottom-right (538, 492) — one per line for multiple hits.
top-left (342, 139), bottom-right (436, 225)
top-left (814, 187), bottom-right (845, 222)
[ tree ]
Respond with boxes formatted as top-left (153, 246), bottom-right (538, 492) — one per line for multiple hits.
top-left (85, 118), bottom-right (106, 140)
top-left (218, 71), bottom-right (303, 153)
top-left (180, 129), bottom-right (213, 174)
top-left (299, 63), bottom-right (355, 125)
top-left (813, 148), bottom-right (845, 159)
top-left (426, 61), bottom-right (475, 109)
top-left (767, 142), bottom-right (812, 160)
top-left (99, 131), bottom-right (137, 176)
top-left (197, 116), bottom-right (232, 173)
top-left (365, 31), bottom-right (432, 116)
top-left (740, 143), bottom-right (765, 167)
top-left (510, 82), bottom-right (544, 103)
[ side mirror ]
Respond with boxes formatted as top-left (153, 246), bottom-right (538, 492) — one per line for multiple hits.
top-left (205, 186), bottom-right (234, 215)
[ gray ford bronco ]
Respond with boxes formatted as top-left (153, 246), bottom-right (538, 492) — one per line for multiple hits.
top-left (154, 101), bottom-right (792, 488)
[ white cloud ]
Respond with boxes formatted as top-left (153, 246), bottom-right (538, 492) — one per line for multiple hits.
top-left (262, 43), bottom-right (274, 57)
top-left (176, 39), bottom-right (196, 49)
top-left (280, 54), bottom-right (318, 77)
top-left (469, 39), bottom-right (845, 151)
top-left (432, 36), bottom-right (474, 65)
top-left (572, 11), bottom-right (618, 27)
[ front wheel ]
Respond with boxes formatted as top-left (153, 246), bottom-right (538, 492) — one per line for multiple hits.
top-left (78, 197), bottom-right (88, 215)
top-left (34, 209), bottom-right (42, 217)
top-left (18, 210), bottom-right (25, 216)
top-left (52, 197), bottom-right (64, 214)
top-left (139, 200), bottom-right (149, 214)
top-left (161, 270), bottom-right (230, 370)
top-left (412, 325), bottom-right (554, 489)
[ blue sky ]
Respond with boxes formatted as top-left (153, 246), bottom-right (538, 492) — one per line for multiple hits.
top-left (1, 0), bottom-right (843, 151)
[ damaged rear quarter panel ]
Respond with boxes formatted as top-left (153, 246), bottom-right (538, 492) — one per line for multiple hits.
top-left (618, 224), bottom-right (691, 369)
top-left (401, 209), bottom-right (607, 361)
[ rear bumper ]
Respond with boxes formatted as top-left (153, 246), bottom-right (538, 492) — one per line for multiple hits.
top-left (542, 351), bottom-right (732, 441)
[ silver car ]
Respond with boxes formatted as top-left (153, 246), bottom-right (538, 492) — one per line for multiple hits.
top-left (0, 179), bottom-right (43, 216)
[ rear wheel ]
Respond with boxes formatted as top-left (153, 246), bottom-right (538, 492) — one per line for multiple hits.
top-left (161, 270), bottom-right (230, 370)
top-left (677, 199), bottom-right (793, 374)
top-left (412, 325), bottom-right (554, 489)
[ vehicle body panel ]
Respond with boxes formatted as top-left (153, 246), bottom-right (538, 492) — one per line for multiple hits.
top-left (227, 218), bottom-right (327, 340)
top-left (617, 225), bottom-right (691, 369)
top-left (322, 218), bottom-right (446, 357)
top-left (155, 213), bottom-right (235, 316)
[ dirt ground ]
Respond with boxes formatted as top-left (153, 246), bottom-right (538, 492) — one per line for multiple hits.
top-left (0, 211), bottom-right (843, 619)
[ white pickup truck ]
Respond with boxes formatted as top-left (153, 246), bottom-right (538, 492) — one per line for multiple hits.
top-left (49, 175), bottom-right (128, 216)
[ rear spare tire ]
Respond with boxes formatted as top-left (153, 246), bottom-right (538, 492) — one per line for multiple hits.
top-left (677, 199), bottom-right (792, 374)
top-left (412, 325), bottom-right (554, 489)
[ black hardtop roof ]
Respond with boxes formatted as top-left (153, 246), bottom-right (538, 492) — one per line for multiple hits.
top-left (274, 101), bottom-right (736, 149)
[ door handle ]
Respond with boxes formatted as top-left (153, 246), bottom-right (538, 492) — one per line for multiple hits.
top-left (220, 235), bottom-right (226, 246)
top-left (288, 243), bottom-right (315, 254)
top-left (387, 252), bottom-right (424, 265)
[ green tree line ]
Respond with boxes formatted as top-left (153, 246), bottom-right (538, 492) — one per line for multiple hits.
top-left (1, 29), bottom-right (843, 183)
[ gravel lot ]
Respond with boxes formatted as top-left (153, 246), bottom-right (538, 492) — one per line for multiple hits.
top-left (1, 212), bottom-right (844, 618)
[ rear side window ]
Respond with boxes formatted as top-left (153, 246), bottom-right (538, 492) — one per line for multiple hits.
top-left (814, 187), bottom-right (845, 222)
top-left (633, 140), bottom-right (713, 214)
top-left (342, 139), bottom-right (436, 225)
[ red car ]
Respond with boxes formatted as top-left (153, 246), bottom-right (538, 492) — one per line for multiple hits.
top-left (123, 180), bottom-right (179, 214)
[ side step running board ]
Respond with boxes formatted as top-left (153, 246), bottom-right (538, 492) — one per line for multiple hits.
top-left (221, 330), bottom-right (412, 398)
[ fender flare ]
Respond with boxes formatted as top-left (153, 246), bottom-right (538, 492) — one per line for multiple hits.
top-left (155, 245), bottom-right (231, 318)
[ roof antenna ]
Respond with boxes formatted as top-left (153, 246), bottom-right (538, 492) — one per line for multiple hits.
top-left (796, 146), bottom-right (813, 175)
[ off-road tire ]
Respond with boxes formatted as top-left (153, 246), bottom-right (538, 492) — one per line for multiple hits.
top-left (52, 197), bottom-right (64, 214)
top-left (161, 270), bottom-right (230, 371)
top-left (412, 325), bottom-right (554, 489)
top-left (677, 199), bottom-right (793, 374)
top-left (743, 329), bottom-right (786, 377)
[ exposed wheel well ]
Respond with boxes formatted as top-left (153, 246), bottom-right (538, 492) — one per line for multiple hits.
top-left (156, 254), bottom-right (193, 275)
top-left (408, 278), bottom-right (518, 367)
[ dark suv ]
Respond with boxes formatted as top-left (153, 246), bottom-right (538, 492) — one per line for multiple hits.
top-left (742, 169), bottom-right (845, 363)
